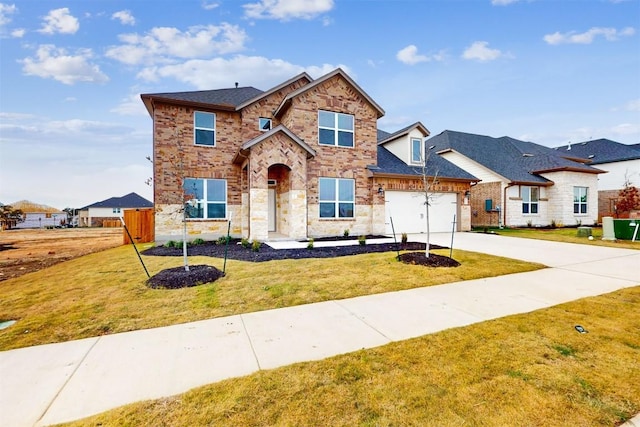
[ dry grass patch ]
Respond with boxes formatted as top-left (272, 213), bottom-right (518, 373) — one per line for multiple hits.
top-left (63, 286), bottom-right (640, 427)
top-left (0, 246), bottom-right (542, 350)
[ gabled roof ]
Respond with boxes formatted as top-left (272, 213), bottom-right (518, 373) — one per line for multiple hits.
top-left (554, 138), bottom-right (640, 164)
top-left (235, 72), bottom-right (313, 110)
top-left (233, 124), bottom-right (316, 164)
top-left (428, 130), bottom-right (603, 185)
top-left (81, 192), bottom-right (153, 210)
top-left (371, 146), bottom-right (478, 182)
top-left (273, 68), bottom-right (385, 119)
top-left (141, 86), bottom-right (264, 116)
top-left (377, 122), bottom-right (430, 145)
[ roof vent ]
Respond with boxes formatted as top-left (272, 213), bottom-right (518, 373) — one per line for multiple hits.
top-left (588, 154), bottom-right (594, 159)
top-left (567, 142), bottom-right (571, 151)
top-left (522, 153), bottom-right (533, 157)
top-left (235, 82), bottom-right (239, 88)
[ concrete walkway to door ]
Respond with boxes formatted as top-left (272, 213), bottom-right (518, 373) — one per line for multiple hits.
top-left (0, 232), bottom-right (638, 426)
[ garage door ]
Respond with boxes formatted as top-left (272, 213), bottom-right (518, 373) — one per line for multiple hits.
top-left (385, 191), bottom-right (457, 234)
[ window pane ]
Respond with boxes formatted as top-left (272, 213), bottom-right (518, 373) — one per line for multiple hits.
top-left (184, 178), bottom-right (204, 199)
top-left (259, 118), bottom-right (271, 131)
top-left (531, 203), bottom-right (538, 214)
top-left (522, 204), bottom-right (529, 214)
top-left (581, 204), bottom-right (587, 214)
top-left (412, 139), bottom-right (422, 163)
top-left (319, 203), bottom-right (335, 218)
top-left (207, 203), bottom-right (225, 219)
top-left (319, 178), bottom-right (335, 201)
top-left (574, 204), bottom-right (579, 214)
top-left (337, 131), bottom-right (353, 147)
top-left (522, 187), bottom-right (530, 203)
top-left (186, 202), bottom-right (204, 219)
top-left (338, 202), bottom-right (354, 218)
top-left (318, 111), bottom-right (334, 128)
top-left (338, 179), bottom-right (354, 201)
top-left (195, 112), bottom-right (214, 129)
top-left (195, 129), bottom-right (214, 146)
top-left (337, 113), bottom-right (353, 130)
top-left (207, 179), bottom-right (226, 202)
top-left (531, 187), bottom-right (539, 202)
top-left (319, 128), bottom-right (335, 145)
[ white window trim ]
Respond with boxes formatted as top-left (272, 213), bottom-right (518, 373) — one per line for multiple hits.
top-left (319, 177), bottom-right (355, 219)
top-left (522, 186), bottom-right (539, 215)
top-left (194, 111), bottom-right (216, 147)
top-left (318, 110), bottom-right (355, 148)
top-left (410, 137), bottom-right (423, 165)
top-left (574, 186), bottom-right (588, 215)
top-left (259, 117), bottom-right (272, 132)
top-left (184, 178), bottom-right (227, 220)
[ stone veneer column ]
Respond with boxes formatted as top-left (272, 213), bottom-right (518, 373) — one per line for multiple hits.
top-left (249, 188), bottom-right (269, 241)
top-left (288, 189), bottom-right (307, 239)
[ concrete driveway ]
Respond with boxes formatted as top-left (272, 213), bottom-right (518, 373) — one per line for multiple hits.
top-left (1, 232), bottom-right (638, 426)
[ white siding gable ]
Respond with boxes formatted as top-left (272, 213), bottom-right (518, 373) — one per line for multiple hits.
top-left (383, 128), bottom-right (426, 165)
top-left (438, 150), bottom-right (506, 183)
top-left (594, 159), bottom-right (640, 190)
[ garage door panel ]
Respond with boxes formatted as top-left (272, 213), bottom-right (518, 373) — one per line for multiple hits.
top-left (385, 192), bottom-right (456, 234)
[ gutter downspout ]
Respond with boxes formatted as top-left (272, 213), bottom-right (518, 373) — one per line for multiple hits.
top-left (503, 183), bottom-right (516, 227)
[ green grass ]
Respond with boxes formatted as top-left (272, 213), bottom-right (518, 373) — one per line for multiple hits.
top-left (0, 245), bottom-right (543, 350)
top-left (479, 226), bottom-right (640, 250)
top-left (61, 286), bottom-right (640, 427)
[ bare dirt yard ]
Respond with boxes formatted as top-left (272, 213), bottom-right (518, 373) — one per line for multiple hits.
top-left (0, 228), bottom-right (122, 281)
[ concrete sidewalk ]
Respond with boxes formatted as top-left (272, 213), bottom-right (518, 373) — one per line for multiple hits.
top-left (1, 233), bottom-right (638, 426)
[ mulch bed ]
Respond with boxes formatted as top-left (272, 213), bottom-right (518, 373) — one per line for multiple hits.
top-left (142, 238), bottom-right (458, 289)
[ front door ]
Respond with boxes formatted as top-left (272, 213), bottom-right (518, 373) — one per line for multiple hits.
top-left (268, 187), bottom-right (276, 232)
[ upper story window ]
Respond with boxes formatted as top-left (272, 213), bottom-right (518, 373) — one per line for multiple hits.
top-left (522, 186), bottom-right (539, 214)
top-left (194, 111), bottom-right (215, 146)
top-left (318, 110), bottom-right (354, 147)
top-left (184, 178), bottom-right (227, 219)
top-left (411, 137), bottom-right (423, 164)
top-left (259, 118), bottom-right (272, 132)
top-left (574, 187), bottom-right (588, 214)
top-left (319, 177), bottom-right (354, 218)
top-left (112, 208), bottom-right (121, 214)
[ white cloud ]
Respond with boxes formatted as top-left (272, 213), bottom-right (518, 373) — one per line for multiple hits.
top-left (396, 45), bottom-right (446, 65)
top-left (105, 24), bottom-right (248, 65)
top-left (611, 123), bottom-right (640, 136)
top-left (243, 0), bottom-right (334, 21)
top-left (491, 0), bottom-right (519, 5)
top-left (20, 44), bottom-right (109, 85)
top-left (137, 54), bottom-right (348, 90)
top-left (462, 41), bottom-right (504, 61)
top-left (202, 1), bottom-right (220, 10)
top-left (10, 28), bottom-right (24, 37)
top-left (544, 26), bottom-right (635, 45)
top-left (111, 92), bottom-right (149, 116)
top-left (112, 10), bottom-right (135, 26)
top-left (396, 45), bottom-right (427, 65)
top-left (0, 3), bottom-right (17, 27)
top-left (38, 8), bottom-right (79, 35)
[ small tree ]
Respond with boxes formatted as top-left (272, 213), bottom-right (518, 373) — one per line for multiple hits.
top-left (0, 205), bottom-right (24, 229)
top-left (414, 144), bottom-right (440, 258)
top-left (616, 175), bottom-right (640, 217)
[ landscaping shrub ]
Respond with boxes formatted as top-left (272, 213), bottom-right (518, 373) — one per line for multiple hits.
top-left (307, 238), bottom-right (314, 250)
top-left (358, 235), bottom-right (366, 246)
top-left (241, 238), bottom-right (251, 249)
top-left (251, 240), bottom-right (261, 252)
top-left (401, 233), bottom-right (408, 243)
top-left (191, 238), bottom-right (205, 246)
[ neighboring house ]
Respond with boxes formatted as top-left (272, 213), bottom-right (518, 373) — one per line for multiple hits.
top-left (554, 139), bottom-right (640, 220)
top-left (141, 68), bottom-right (476, 243)
top-left (78, 192), bottom-right (153, 227)
top-left (428, 130), bottom-right (605, 228)
top-left (10, 200), bottom-right (64, 229)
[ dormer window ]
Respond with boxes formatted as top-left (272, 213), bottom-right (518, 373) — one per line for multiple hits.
top-left (411, 138), bottom-right (423, 164)
top-left (259, 118), bottom-right (272, 132)
top-left (318, 110), bottom-right (354, 147)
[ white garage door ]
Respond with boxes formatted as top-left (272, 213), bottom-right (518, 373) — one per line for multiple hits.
top-left (385, 191), bottom-right (457, 234)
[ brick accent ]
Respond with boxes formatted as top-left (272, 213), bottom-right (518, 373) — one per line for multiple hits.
top-left (470, 182), bottom-right (502, 227)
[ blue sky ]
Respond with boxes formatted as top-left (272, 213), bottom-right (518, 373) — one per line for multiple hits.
top-left (1, 0), bottom-right (639, 209)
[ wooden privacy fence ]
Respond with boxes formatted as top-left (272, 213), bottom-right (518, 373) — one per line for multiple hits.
top-left (123, 208), bottom-right (155, 244)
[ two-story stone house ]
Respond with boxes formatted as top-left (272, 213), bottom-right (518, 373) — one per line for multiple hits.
top-left (141, 68), bottom-right (476, 243)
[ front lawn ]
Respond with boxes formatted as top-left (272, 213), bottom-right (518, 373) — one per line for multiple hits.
top-left (63, 285), bottom-right (640, 426)
top-left (0, 244), bottom-right (543, 350)
top-left (479, 226), bottom-right (639, 250)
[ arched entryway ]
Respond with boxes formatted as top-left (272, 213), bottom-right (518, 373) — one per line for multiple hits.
top-left (267, 164), bottom-right (291, 238)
